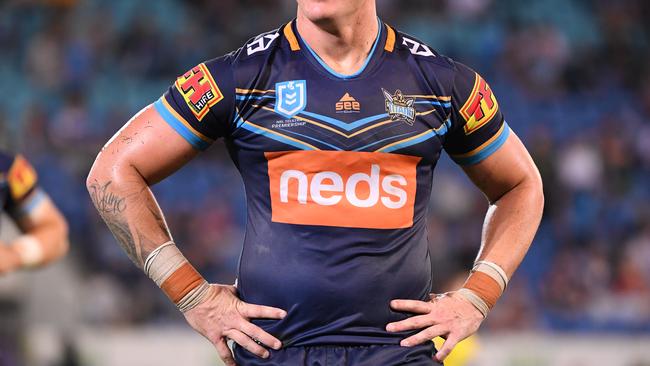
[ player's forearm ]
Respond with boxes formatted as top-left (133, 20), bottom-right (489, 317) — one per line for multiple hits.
top-left (457, 171), bottom-right (543, 317)
top-left (10, 195), bottom-right (69, 268)
top-left (87, 106), bottom-right (211, 312)
top-left (476, 174), bottom-right (544, 277)
top-left (87, 149), bottom-right (211, 311)
top-left (86, 158), bottom-right (171, 269)
top-left (14, 209), bottom-right (69, 267)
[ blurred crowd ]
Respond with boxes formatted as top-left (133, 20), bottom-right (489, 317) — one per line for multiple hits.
top-left (0, 0), bottom-right (648, 332)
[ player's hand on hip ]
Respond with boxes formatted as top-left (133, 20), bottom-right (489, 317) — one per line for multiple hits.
top-left (183, 284), bottom-right (286, 365)
top-left (386, 291), bottom-right (484, 363)
top-left (0, 244), bottom-right (22, 275)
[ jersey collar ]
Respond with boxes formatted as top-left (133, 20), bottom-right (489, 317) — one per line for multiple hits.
top-left (287, 18), bottom-right (389, 80)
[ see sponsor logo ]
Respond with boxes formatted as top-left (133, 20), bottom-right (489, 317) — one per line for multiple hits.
top-left (265, 150), bottom-right (420, 229)
top-left (335, 93), bottom-right (361, 113)
top-left (175, 63), bottom-right (223, 121)
top-left (460, 73), bottom-right (499, 134)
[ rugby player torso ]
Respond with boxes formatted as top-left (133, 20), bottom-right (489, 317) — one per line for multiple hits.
top-left (155, 20), bottom-right (508, 348)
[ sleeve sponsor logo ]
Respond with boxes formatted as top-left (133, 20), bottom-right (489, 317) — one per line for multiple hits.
top-left (402, 37), bottom-right (435, 57)
top-left (459, 73), bottom-right (499, 135)
top-left (266, 150), bottom-right (420, 229)
top-left (246, 32), bottom-right (280, 56)
top-left (8, 155), bottom-right (37, 201)
top-left (174, 63), bottom-right (223, 121)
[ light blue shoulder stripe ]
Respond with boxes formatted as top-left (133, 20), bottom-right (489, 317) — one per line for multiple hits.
top-left (12, 189), bottom-right (47, 217)
top-left (278, 129), bottom-right (342, 150)
top-left (414, 100), bottom-right (452, 108)
top-left (235, 95), bottom-right (275, 101)
top-left (353, 131), bottom-right (419, 151)
top-left (374, 119), bottom-right (451, 153)
top-left (299, 111), bottom-right (389, 131)
top-left (451, 123), bottom-right (511, 166)
top-left (153, 99), bottom-right (210, 151)
top-left (240, 122), bottom-right (316, 151)
top-left (379, 130), bottom-right (438, 153)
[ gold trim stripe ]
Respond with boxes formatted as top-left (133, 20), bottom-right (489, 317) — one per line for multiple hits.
top-left (406, 95), bottom-right (452, 102)
top-left (416, 109), bottom-right (438, 117)
top-left (450, 123), bottom-right (506, 159)
top-left (374, 120), bottom-right (449, 152)
top-left (385, 24), bottom-right (396, 52)
top-left (252, 104), bottom-right (395, 138)
top-left (243, 120), bottom-right (320, 150)
top-left (235, 88), bottom-right (275, 94)
top-left (283, 22), bottom-right (300, 51)
top-left (375, 129), bottom-right (434, 152)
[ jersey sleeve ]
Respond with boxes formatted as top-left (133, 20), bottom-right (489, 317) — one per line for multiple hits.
top-left (3, 154), bottom-right (45, 217)
top-left (153, 55), bottom-right (236, 151)
top-left (443, 62), bottom-right (510, 166)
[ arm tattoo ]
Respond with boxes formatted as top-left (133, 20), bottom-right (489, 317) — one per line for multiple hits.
top-left (88, 181), bottom-right (126, 214)
top-left (141, 203), bottom-right (170, 260)
top-left (89, 179), bottom-right (169, 269)
top-left (104, 216), bottom-right (142, 267)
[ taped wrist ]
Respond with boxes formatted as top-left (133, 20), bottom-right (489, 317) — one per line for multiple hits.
top-left (460, 261), bottom-right (509, 318)
top-left (473, 260), bottom-right (508, 291)
top-left (144, 241), bottom-right (210, 312)
top-left (13, 235), bottom-right (45, 268)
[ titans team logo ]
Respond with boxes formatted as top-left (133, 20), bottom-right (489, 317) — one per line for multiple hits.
top-left (382, 89), bottom-right (416, 125)
top-left (275, 80), bottom-right (307, 118)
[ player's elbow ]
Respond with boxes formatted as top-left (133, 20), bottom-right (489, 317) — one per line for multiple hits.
top-left (86, 152), bottom-right (122, 194)
top-left (525, 165), bottom-right (544, 217)
top-left (86, 152), bottom-right (109, 191)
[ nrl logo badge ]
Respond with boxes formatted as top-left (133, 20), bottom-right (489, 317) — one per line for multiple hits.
top-left (382, 89), bottom-right (416, 125)
top-left (275, 80), bottom-right (307, 118)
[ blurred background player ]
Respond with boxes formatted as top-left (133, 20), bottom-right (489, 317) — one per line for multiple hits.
top-left (0, 150), bottom-right (69, 365)
top-left (0, 150), bottom-right (69, 275)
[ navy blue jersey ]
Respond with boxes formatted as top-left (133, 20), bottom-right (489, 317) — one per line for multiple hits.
top-left (155, 20), bottom-right (508, 346)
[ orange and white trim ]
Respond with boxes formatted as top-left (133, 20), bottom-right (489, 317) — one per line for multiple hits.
top-left (144, 241), bottom-right (211, 312)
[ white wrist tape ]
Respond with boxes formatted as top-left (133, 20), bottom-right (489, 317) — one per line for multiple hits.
top-left (472, 260), bottom-right (509, 291)
top-left (144, 241), bottom-right (185, 286)
top-left (456, 288), bottom-right (489, 318)
top-left (13, 235), bottom-right (45, 267)
top-left (144, 241), bottom-right (211, 312)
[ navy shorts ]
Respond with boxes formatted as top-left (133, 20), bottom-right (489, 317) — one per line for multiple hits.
top-left (233, 342), bottom-right (439, 365)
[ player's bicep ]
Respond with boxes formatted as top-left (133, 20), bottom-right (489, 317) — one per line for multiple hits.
top-left (461, 131), bottom-right (541, 203)
top-left (97, 104), bottom-right (199, 185)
